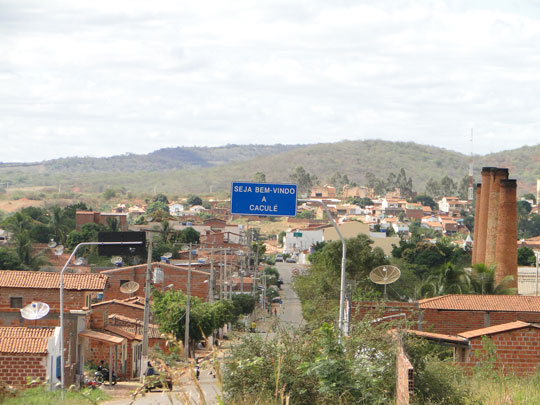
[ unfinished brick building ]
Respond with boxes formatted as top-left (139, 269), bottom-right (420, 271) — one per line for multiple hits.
top-left (471, 167), bottom-right (517, 288)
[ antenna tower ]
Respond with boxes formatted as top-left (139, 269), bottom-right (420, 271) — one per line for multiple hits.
top-left (468, 129), bottom-right (474, 202)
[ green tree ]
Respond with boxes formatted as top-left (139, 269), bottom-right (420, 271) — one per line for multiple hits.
top-left (424, 178), bottom-right (441, 198)
top-left (103, 188), bottom-right (116, 200)
top-left (0, 247), bottom-right (24, 270)
top-left (470, 263), bottom-right (516, 295)
top-left (187, 194), bottom-right (203, 206)
top-left (518, 246), bottom-right (536, 266)
top-left (231, 294), bottom-right (256, 316)
top-left (440, 175), bottom-right (457, 197)
top-left (145, 201), bottom-right (170, 216)
top-left (179, 227), bottom-right (200, 244)
top-left (412, 195), bottom-right (437, 210)
top-left (278, 231), bottom-right (286, 247)
top-left (253, 172), bottom-right (266, 183)
top-left (106, 217), bottom-right (120, 232)
top-left (152, 193), bottom-right (169, 205)
top-left (522, 193), bottom-right (537, 205)
top-left (289, 166), bottom-right (314, 195)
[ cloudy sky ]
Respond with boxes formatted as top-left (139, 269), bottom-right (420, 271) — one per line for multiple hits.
top-left (2, 0), bottom-right (540, 162)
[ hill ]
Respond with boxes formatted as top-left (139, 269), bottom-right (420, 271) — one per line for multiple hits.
top-left (0, 140), bottom-right (539, 196)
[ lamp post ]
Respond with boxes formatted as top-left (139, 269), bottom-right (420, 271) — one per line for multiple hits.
top-left (299, 198), bottom-right (347, 336)
top-left (59, 240), bottom-right (143, 400)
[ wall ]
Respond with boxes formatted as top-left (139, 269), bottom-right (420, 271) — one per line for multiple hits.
top-left (396, 342), bottom-right (414, 405)
top-left (0, 288), bottom-right (93, 316)
top-left (459, 327), bottom-right (540, 375)
top-left (0, 353), bottom-right (47, 387)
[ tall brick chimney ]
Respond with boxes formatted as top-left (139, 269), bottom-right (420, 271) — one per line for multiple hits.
top-left (475, 167), bottom-right (496, 264)
top-left (495, 179), bottom-right (517, 288)
top-left (484, 168), bottom-right (509, 267)
top-left (472, 183), bottom-right (482, 264)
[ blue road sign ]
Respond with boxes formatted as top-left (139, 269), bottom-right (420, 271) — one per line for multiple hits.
top-left (231, 181), bottom-right (297, 217)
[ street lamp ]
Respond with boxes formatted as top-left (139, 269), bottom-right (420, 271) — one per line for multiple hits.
top-left (299, 199), bottom-right (347, 336)
top-left (58, 240), bottom-right (143, 400)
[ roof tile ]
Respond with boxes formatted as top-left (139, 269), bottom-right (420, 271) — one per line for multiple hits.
top-left (0, 327), bottom-right (56, 353)
top-left (458, 321), bottom-right (540, 339)
top-left (419, 294), bottom-right (540, 312)
top-left (0, 270), bottom-right (108, 291)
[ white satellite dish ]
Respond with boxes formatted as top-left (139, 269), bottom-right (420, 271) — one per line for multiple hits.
top-left (47, 239), bottom-right (57, 248)
top-left (111, 256), bottom-right (123, 265)
top-left (120, 281), bottom-right (140, 294)
top-left (163, 252), bottom-right (173, 259)
top-left (146, 216), bottom-right (153, 222)
top-left (20, 302), bottom-right (50, 320)
top-left (369, 265), bottom-right (401, 299)
top-left (54, 245), bottom-right (64, 256)
top-left (74, 257), bottom-right (87, 266)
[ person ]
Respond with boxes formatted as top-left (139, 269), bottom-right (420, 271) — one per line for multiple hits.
top-left (146, 361), bottom-right (156, 376)
top-left (97, 360), bottom-right (105, 372)
top-left (250, 321), bottom-right (256, 333)
top-left (274, 308), bottom-right (277, 316)
top-left (195, 364), bottom-right (200, 380)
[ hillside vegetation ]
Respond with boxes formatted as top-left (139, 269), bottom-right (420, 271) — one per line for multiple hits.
top-left (0, 140), bottom-right (539, 195)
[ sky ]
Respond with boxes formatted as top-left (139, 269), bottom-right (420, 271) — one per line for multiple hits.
top-left (2, 0), bottom-right (540, 162)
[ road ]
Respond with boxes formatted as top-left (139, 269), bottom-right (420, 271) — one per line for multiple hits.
top-left (102, 263), bottom-right (304, 404)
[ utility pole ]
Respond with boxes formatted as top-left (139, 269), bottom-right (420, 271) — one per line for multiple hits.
top-left (184, 243), bottom-right (192, 358)
top-left (223, 248), bottom-right (227, 299)
top-left (209, 248), bottom-right (215, 302)
top-left (140, 233), bottom-right (153, 380)
top-left (229, 248), bottom-right (233, 299)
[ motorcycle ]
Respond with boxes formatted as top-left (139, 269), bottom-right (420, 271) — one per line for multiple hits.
top-left (83, 376), bottom-right (98, 389)
top-left (95, 367), bottom-right (117, 385)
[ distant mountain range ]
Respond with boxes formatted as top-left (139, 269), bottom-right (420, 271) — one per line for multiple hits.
top-left (1, 141), bottom-right (539, 196)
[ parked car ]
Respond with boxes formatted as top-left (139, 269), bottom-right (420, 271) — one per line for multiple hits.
top-left (275, 255), bottom-right (284, 262)
top-left (286, 257), bottom-right (296, 263)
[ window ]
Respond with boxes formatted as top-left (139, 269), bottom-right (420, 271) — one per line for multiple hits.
top-left (10, 297), bottom-right (22, 308)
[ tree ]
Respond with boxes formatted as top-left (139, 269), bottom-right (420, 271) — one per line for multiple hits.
top-left (424, 178), bottom-right (441, 198)
top-left (187, 194), bottom-right (203, 206)
top-left (289, 166), bottom-right (314, 195)
top-left (395, 168), bottom-right (414, 198)
top-left (278, 231), bottom-right (286, 247)
top-left (412, 195), bottom-right (437, 210)
top-left (103, 189), bottom-right (116, 200)
top-left (152, 193), bottom-right (169, 205)
top-left (458, 175), bottom-right (470, 200)
top-left (48, 206), bottom-right (71, 245)
top-left (440, 176), bottom-right (457, 197)
top-left (470, 263), bottom-right (516, 295)
top-left (106, 217), bottom-right (120, 232)
top-left (348, 197), bottom-right (374, 208)
top-left (253, 172), bottom-right (266, 183)
top-left (522, 193), bottom-right (537, 205)
top-left (231, 294), bottom-right (256, 316)
top-left (179, 227), bottom-right (200, 244)
top-left (0, 247), bottom-right (23, 270)
top-left (518, 246), bottom-right (536, 266)
top-left (145, 201), bottom-right (169, 216)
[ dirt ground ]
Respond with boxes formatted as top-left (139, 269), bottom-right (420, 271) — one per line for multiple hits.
top-left (0, 197), bottom-right (45, 213)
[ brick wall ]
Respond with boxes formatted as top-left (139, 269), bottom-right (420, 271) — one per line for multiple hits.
top-left (396, 341), bottom-right (414, 405)
top-left (101, 265), bottom-right (210, 302)
top-left (90, 302), bottom-right (144, 330)
top-left (0, 353), bottom-right (47, 387)
top-left (353, 301), bottom-right (540, 336)
top-left (0, 288), bottom-right (94, 315)
top-left (458, 327), bottom-right (540, 375)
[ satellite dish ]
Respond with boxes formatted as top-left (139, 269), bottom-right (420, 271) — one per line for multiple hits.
top-left (47, 239), bottom-right (57, 248)
top-left (147, 216), bottom-right (153, 222)
top-left (120, 281), bottom-right (140, 294)
top-left (163, 252), bottom-right (173, 259)
top-left (21, 302), bottom-right (50, 320)
top-left (111, 256), bottom-right (123, 266)
top-left (54, 245), bottom-right (64, 256)
top-left (74, 257), bottom-right (87, 266)
top-left (369, 265), bottom-right (401, 299)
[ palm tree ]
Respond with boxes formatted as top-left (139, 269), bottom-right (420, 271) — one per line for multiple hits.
top-left (470, 263), bottom-right (516, 295)
top-left (419, 263), bottom-right (471, 298)
top-left (48, 206), bottom-right (70, 245)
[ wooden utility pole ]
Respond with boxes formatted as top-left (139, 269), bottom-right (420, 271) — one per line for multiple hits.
top-left (184, 243), bottom-right (192, 358)
top-left (140, 233), bottom-right (153, 379)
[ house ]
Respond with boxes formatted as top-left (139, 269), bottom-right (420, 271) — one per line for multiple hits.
top-left (128, 206), bottom-right (146, 218)
top-left (99, 262), bottom-right (210, 302)
top-left (284, 228), bottom-right (324, 253)
top-left (168, 202), bottom-right (185, 216)
top-left (456, 321), bottom-right (540, 375)
top-left (404, 203), bottom-right (424, 221)
top-left (0, 271), bottom-right (109, 325)
top-left (322, 221), bottom-right (400, 256)
top-left (200, 231), bottom-right (243, 248)
top-left (439, 197), bottom-right (469, 215)
top-left (342, 185), bottom-right (372, 199)
top-left (75, 211), bottom-right (128, 231)
top-left (392, 222), bottom-right (409, 234)
top-left (0, 326), bottom-right (61, 388)
top-left (354, 295), bottom-right (540, 336)
top-left (310, 185), bottom-right (337, 198)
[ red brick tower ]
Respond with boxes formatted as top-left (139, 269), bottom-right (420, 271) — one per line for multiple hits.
top-left (485, 168), bottom-right (509, 267)
top-left (475, 167), bottom-right (495, 264)
top-left (472, 183), bottom-right (482, 264)
top-left (495, 179), bottom-right (518, 288)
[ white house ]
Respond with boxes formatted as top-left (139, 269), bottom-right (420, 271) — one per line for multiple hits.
top-left (284, 229), bottom-right (324, 253)
top-left (168, 203), bottom-right (185, 216)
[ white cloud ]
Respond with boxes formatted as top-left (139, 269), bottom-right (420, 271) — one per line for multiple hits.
top-left (1, 0), bottom-right (540, 161)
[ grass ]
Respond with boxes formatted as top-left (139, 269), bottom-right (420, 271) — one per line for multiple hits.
top-left (470, 372), bottom-right (540, 404)
top-left (0, 386), bottom-right (109, 405)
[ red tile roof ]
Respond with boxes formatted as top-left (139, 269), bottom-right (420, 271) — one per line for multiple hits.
top-left (79, 329), bottom-right (125, 344)
top-left (0, 327), bottom-right (56, 353)
top-left (91, 298), bottom-right (144, 310)
top-left (0, 271), bottom-right (108, 291)
top-left (106, 314), bottom-right (161, 339)
top-left (419, 294), bottom-right (540, 312)
top-left (458, 321), bottom-right (540, 339)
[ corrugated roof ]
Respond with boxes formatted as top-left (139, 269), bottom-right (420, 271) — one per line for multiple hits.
top-left (91, 298), bottom-right (144, 310)
top-left (0, 327), bottom-right (56, 354)
top-left (419, 294), bottom-right (540, 312)
top-left (0, 271), bottom-right (108, 291)
top-left (459, 321), bottom-right (540, 339)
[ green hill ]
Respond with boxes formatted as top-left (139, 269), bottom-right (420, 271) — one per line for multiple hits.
top-left (1, 140), bottom-right (539, 196)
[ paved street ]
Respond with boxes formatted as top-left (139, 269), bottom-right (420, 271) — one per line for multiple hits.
top-left (103, 262), bottom-right (304, 404)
